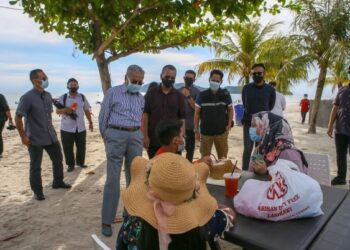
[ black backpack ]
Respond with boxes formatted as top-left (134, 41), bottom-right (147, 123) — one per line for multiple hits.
top-left (63, 93), bottom-right (85, 107)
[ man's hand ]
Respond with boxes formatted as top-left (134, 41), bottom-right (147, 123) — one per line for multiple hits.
top-left (251, 160), bottom-right (267, 175)
top-left (89, 122), bottom-right (93, 132)
top-left (195, 132), bottom-right (201, 141)
top-left (21, 135), bottom-right (30, 146)
top-left (181, 88), bottom-right (190, 98)
top-left (199, 156), bottom-right (212, 165)
top-left (327, 127), bottom-right (333, 138)
top-left (143, 136), bottom-right (150, 149)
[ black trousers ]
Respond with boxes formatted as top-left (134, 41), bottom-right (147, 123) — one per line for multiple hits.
top-left (335, 133), bottom-right (350, 180)
top-left (28, 141), bottom-right (64, 194)
top-left (0, 120), bottom-right (5, 155)
top-left (61, 130), bottom-right (86, 166)
top-left (147, 145), bottom-right (161, 159)
top-left (242, 123), bottom-right (255, 171)
top-left (185, 129), bottom-right (195, 162)
top-left (301, 112), bottom-right (307, 124)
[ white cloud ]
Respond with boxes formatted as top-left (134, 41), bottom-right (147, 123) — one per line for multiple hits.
top-left (0, 2), bottom-right (65, 45)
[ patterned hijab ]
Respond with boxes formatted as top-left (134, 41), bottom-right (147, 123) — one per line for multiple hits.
top-left (251, 111), bottom-right (295, 165)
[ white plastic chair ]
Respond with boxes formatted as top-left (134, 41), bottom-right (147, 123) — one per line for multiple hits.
top-left (304, 152), bottom-right (331, 186)
top-left (91, 234), bottom-right (112, 250)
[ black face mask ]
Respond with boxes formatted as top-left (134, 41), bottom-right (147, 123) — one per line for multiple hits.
top-left (69, 87), bottom-right (79, 93)
top-left (162, 78), bottom-right (175, 88)
top-left (253, 75), bottom-right (264, 84)
top-left (184, 77), bottom-right (194, 86)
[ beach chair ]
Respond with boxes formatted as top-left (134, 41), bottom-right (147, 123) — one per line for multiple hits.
top-left (91, 234), bottom-right (112, 250)
top-left (304, 152), bottom-right (331, 186)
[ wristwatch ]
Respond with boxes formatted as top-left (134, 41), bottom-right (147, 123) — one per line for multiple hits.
top-left (193, 127), bottom-right (199, 133)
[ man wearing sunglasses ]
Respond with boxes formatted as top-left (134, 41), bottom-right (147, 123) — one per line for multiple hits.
top-left (99, 65), bottom-right (145, 237)
top-left (241, 63), bottom-right (276, 170)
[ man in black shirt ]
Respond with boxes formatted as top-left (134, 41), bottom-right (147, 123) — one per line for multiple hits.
top-left (241, 63), bottom-right (276, 170)
top-left (0, 94), bottom-right (14, 158)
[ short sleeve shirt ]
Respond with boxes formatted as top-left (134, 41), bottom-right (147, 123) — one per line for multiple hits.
top-left (59, 93), bottom-right (91, 133)
top-left (16, 88), bottom-right (58, 146)
top-left (179, 86), bottom-right (200, 130)
top-left (334, 86), bottom-right (350, 136)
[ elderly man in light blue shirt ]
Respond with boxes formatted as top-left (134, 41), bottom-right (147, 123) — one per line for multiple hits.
top-left (56, 78), bottom-right (93, 172)
top-left (99, 65), bottom-right (145, 237)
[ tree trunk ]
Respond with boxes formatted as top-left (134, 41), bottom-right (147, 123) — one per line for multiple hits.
top-left (307, 65), bottom-right (328, 134)
top-left (96, 53), bottom-right (111, 95)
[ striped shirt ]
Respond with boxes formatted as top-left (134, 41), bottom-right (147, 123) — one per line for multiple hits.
top-left (99, 84), bottom-right (144, 137)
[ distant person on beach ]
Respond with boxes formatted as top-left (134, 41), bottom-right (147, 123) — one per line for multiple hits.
top-left (194, 69), bottom-right (233, 160)
top-left (15, 69), bottom-right (71, 201)
top-left (142, 65), bottom-right (186, 159)
top-left (98, 65), bottom-right (145, 237)
top-left (179, 70), bottom-right (200, 162)
top-left (269, 81), bottom-right (286, 117)
top-left (241, 63), bottom-right (276, 171)
top-left (116, 153), bottom-right (235, 250)
top-left (327, 67), bottom-right (350, 185)
top-left (0, 93), bottom-right (14, 158)
top-left (300, 94), bottom-right (310, 124)
top-left (56, 78), bottom-right (93, 172)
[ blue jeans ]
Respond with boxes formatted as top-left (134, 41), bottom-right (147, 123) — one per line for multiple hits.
top-left (101, 128), bottom-right (143, 225)
top-left (28, 141), bottom-right (64, 194)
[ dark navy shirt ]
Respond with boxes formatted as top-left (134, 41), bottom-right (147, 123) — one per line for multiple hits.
top-left (179, 85), bottom-right (200, 130)
top-left (241, 82), bottom-right (276, 125)
top-left (334, 86), bottom-right (350, 136)
top-left (16, 88), bottom-right (58, 146)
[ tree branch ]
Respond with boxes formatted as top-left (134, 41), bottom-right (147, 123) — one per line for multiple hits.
top-left (96, 0), bottom-right (160, 56)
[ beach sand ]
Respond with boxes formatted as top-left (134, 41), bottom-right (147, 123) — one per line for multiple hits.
top-left (0, 102), bottom-right (348, 250)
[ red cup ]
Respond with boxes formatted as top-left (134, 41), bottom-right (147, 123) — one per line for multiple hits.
top-left (224, 173), bottom-right (240, 197)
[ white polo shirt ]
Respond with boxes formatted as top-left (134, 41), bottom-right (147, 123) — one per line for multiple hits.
top-left (271, 91), bottom-right (286, 117)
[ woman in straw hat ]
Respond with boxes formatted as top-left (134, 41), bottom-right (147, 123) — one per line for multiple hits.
top-left (116, 153), bottom-right (235, 250)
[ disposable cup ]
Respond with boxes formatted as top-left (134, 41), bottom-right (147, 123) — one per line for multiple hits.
top-left (224, 173), bottom-right (240, 197)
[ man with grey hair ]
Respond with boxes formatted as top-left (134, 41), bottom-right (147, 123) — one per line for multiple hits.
top-left (99, 64), bottom-right (145, 237)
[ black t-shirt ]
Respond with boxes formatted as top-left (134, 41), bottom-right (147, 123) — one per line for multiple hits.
top-left (241, 83), bottom-right (276, 125)
top-left (0, 94), bottom-right (10, 122)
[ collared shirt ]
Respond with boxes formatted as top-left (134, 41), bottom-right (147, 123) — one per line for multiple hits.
top-left (144, 86), bottom-right (186, 146)
top-left (334, 86), bottom-right (350, 136)
top-left (59, 93), bottom-right (91, 133)
top-left (271, 91), bottom-right (286, 117)
top-left (16, 88), bottom-right (58, 146)
top-left (241, 82), bottom-right (276, 125)
top-left (179, 85), bottom-right (200, 130)
top-left (99, 84), bottom-right (144, 137)
top-left (0, 93), bottom-right (10, 122)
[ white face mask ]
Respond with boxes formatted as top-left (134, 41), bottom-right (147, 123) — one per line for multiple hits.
top-left (209, 80), bottom-right (220, 91)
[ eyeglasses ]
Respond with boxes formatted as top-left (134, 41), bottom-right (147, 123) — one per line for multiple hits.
top-left (129, 80), bottom-right (143, 85)
top-left (252, 72), bottom-right (263, 76)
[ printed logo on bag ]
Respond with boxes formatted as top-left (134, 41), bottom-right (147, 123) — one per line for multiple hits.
top-left (267, 171), bottom-right (288, 200)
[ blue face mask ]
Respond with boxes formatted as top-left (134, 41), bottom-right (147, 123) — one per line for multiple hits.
top-left (127, 83), bottom-right (141, 94)
top-left (41, 79), bottom-right (49, 89)
top-left (209, 81), bottom-right (220, 91)
top-left (249, 127), bottom-right (262, 142)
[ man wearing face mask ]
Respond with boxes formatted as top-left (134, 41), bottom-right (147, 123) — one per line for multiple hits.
top-left (143, 65), bottom-right (186, 159)
top-left (194, 69), bottom-right (233, 160)
top-left (241, 63), bottom-right (276, 171)
top-left (15, 69), bottom-right (71, 201)
top-left (327, 65), bottom-right (350, 186)
top-left (179, 70), bottom-right (200, 162)
top-left (99, 65), bottom-right (145, 237)
top-left (56, 78), bottom-right (93, 172)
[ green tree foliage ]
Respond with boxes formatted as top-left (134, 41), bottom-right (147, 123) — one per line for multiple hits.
top-left (10, 0), bottom-right (299, 93)
top-left (293, 0), bottom-right (350, 134)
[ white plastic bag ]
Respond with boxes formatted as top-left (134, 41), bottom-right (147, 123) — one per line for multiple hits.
top-left (234, 159), bottom-right (323, 221)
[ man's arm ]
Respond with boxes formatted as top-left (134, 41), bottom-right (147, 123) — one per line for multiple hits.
top-left (226, 106), bottom-right (233, 131)
top-left (84, 110), bottom-right (93, 132)
top-left (142, 113), bottom-right (149, 149)
top-left (15, 114), bottom-right (29, 146)
top-left (98, 89), bottom-right (113, 138)
top-left (327, 105), bottom-right (338, 138)
top-left (194, 106), bottom-right (201, 140)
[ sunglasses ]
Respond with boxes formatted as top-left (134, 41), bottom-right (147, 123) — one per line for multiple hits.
top-left (130, 80), bottom-right (143, 85)
top-left (252, 72), bottom-right (264, 76)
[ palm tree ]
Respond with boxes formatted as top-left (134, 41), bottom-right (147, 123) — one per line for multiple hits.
top-left (293, 0), bottom-right (350, 134)
top-left (196, 20), bottom-right (283, 85)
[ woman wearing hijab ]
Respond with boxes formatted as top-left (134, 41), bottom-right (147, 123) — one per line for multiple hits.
top-left (249, 111), bottom-right (308, 175)
top-left (116, 153), bottom-right (235, 250)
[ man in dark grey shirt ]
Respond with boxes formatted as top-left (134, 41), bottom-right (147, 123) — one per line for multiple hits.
top-left (15, 69), bottom-right (71, 201)
top-left (179, 70), bottom-right (200, 162)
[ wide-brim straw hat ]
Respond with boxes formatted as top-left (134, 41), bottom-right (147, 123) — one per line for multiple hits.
top-left (121, 153), bottom-right (217, 234)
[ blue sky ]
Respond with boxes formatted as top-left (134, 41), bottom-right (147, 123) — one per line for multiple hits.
top-left (0, 0), bottom-right (336, 101)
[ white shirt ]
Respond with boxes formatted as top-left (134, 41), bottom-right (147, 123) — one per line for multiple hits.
top-left (271, 91), bottom-right (286, 117)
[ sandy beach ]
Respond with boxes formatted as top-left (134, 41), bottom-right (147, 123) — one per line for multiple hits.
top-left (0, 101), bottom-right (349, 250)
